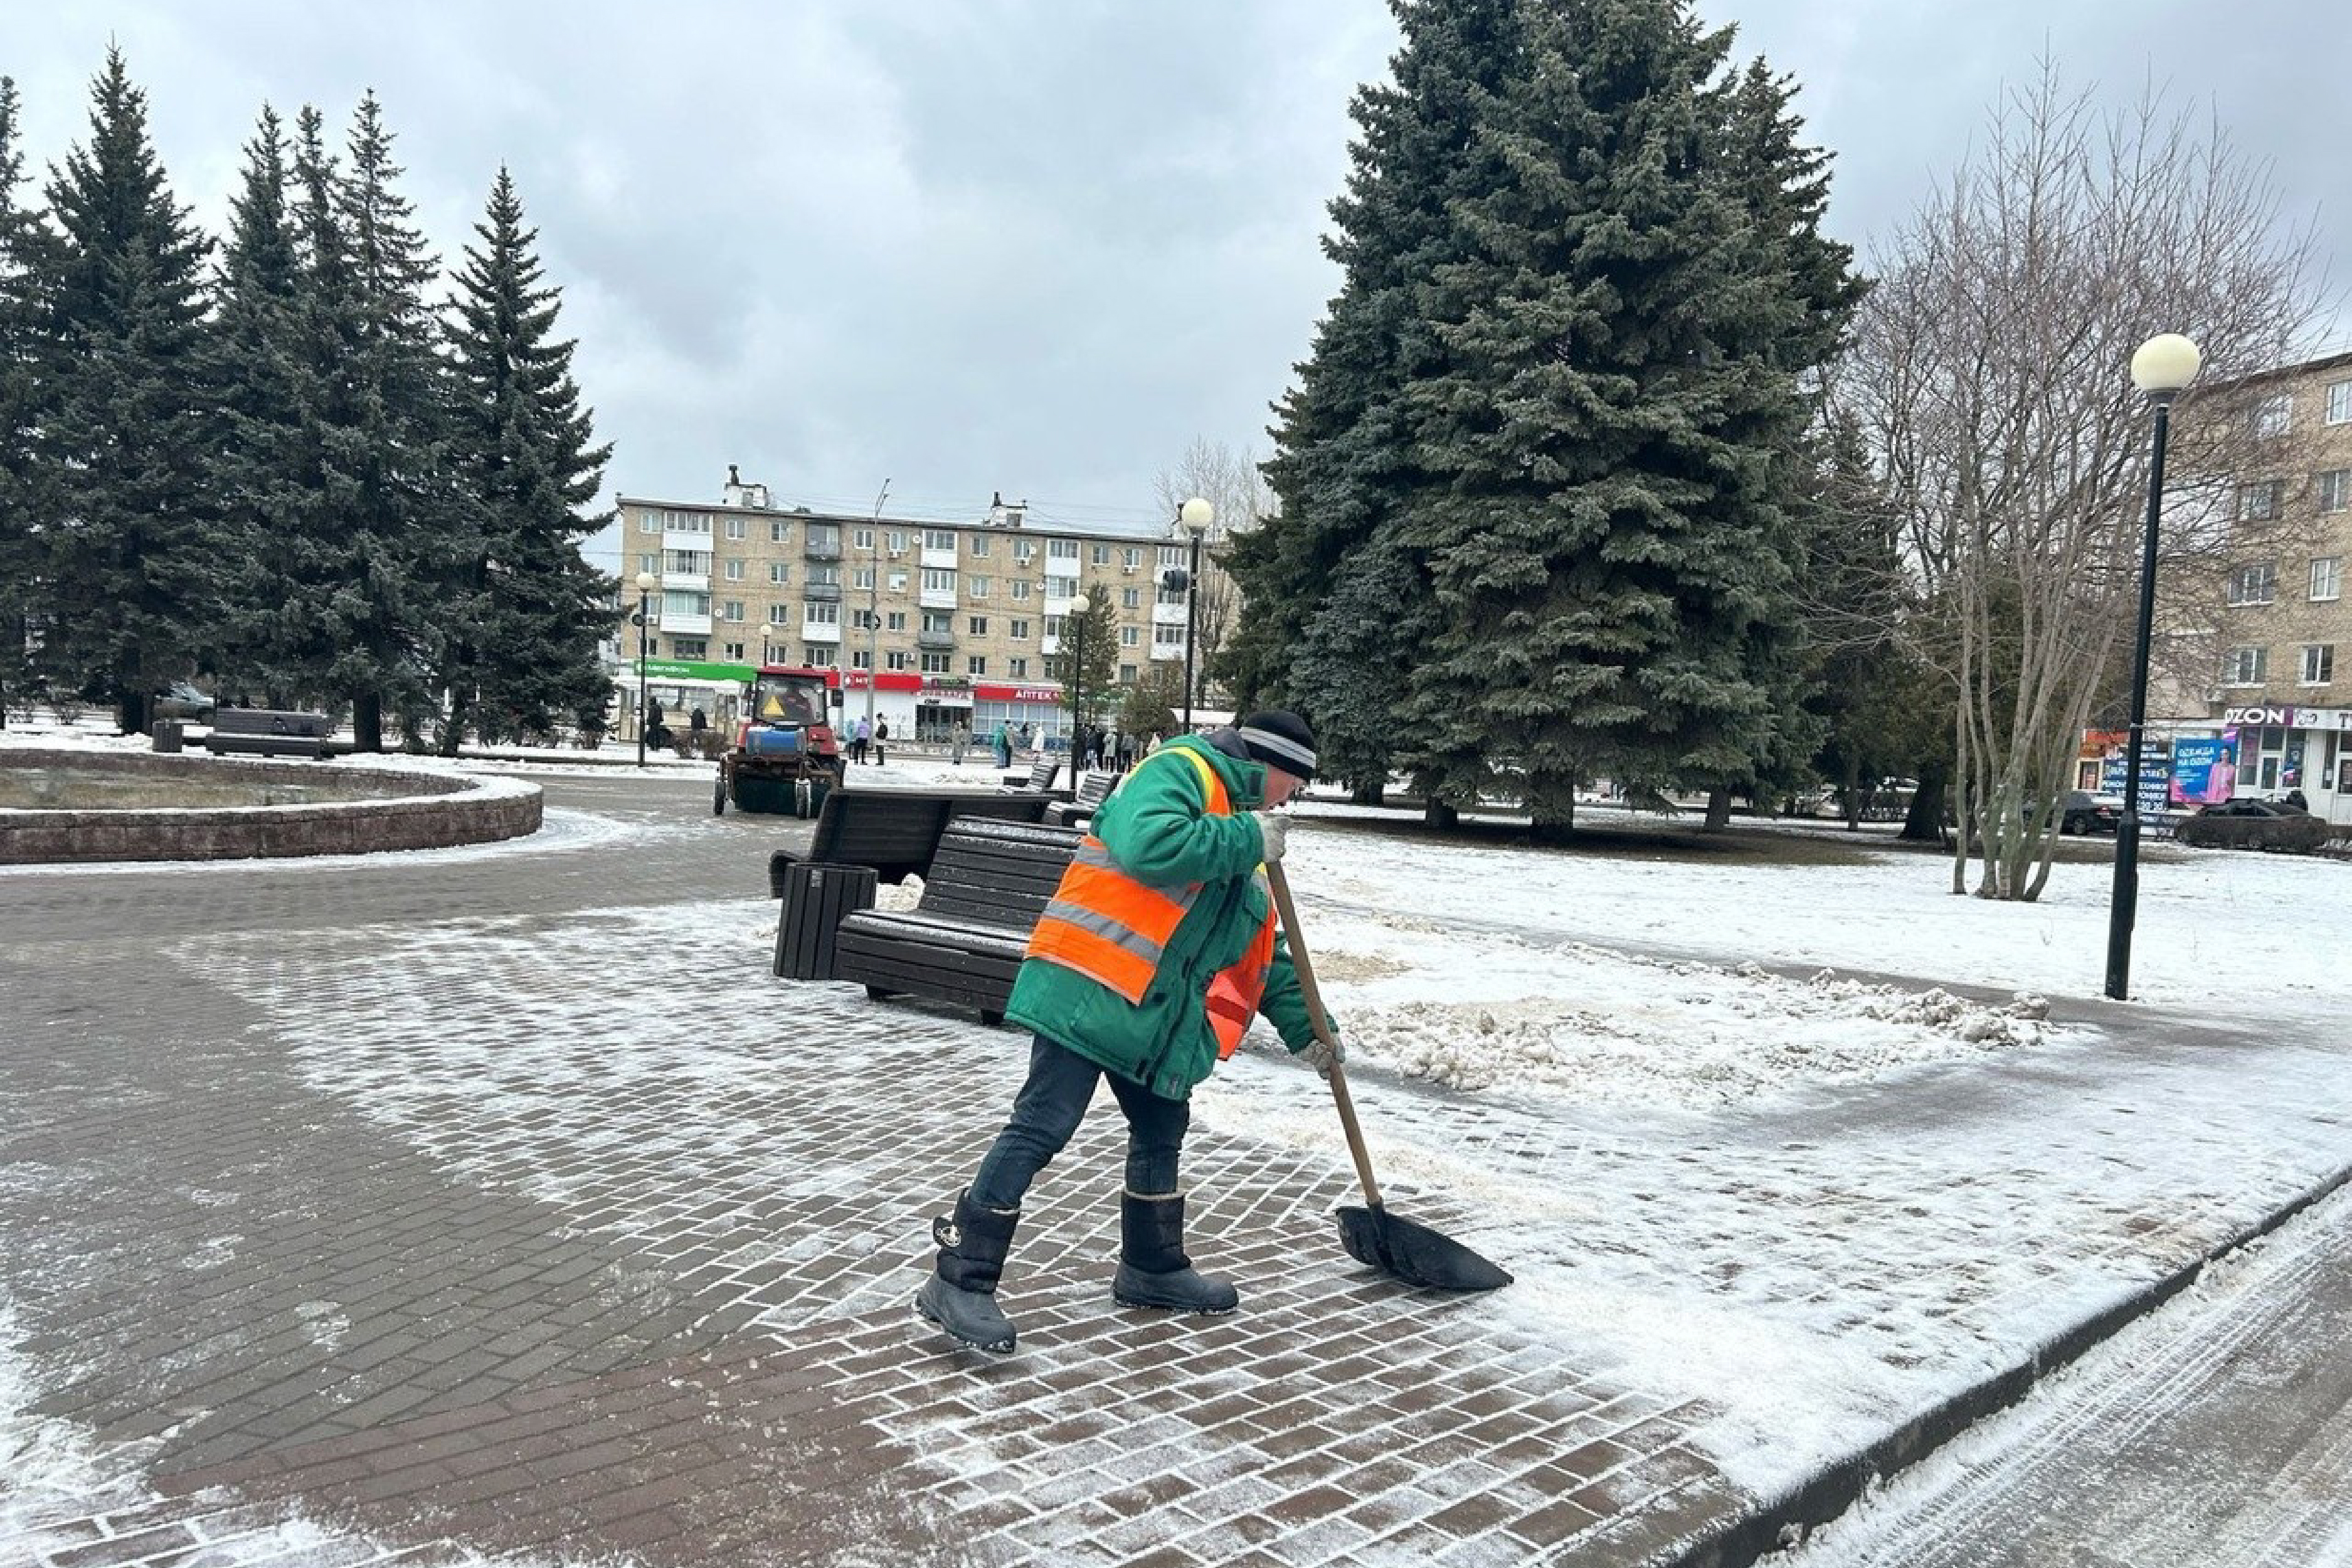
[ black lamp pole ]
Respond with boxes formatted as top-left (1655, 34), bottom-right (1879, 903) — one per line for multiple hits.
top-left (635, 583), bottom-right (652, 768)
top-left (1183, 527), bottom-right (1203, 733)
top-left (2104, 379), bottom-right (2186, 999)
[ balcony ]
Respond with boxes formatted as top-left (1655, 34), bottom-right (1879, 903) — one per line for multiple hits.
top-left (662, 612), bottom-right (714, 637)
top-left (916, 629), bottom-right (957, 652)
top-left (803, 583), bottom-right (843, 603)
top-left (801, 621), bottom-right (842, 644)
top-left (920, 544), bottom-right (960, 570)
top-left (918, 583), bottom-right (959, 611)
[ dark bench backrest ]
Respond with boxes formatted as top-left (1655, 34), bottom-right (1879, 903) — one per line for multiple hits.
top-left (806, 787), bottom-right (1058, 881)
top-left (214, 709), bottom-right (332, 738)
top-left (918, 819), bottom-right (1083, 927)
top-left (1022, 757), bottom-right (1059, 791)
top-left (1073, 771), bottom-right (1115, 808)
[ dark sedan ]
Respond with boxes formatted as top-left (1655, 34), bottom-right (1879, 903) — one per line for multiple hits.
top-left (2175, 798), bottom-right (2331, 852)
top-left (2058, 790), bottom-right (2123, 835)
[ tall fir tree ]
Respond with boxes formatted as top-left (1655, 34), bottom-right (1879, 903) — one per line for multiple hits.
top-left (1391, 0), bottom-right (1857, 836)
top-left (1232, 0), bottom-right (1518, 801)
top-left (209, 105), bottom-right (311, 702)
top-left (442, 167), bottom-right (615, 748)
top-left (1043, 591), bottom-right (1117, 729)
top-left (0, 77), bottom-right (55, 728)
top-left (38, 49), bottom-right (225, 734)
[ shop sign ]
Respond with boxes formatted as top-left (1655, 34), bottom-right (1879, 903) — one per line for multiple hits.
top-left (974, 682), bottom-right (1067, 704)
top-left (2222, 704), bottom-right (2352, 731)
top-left (2169, 736), bottom-right (2236, 807)
top-left (637, 658), bottom-right (754, 684)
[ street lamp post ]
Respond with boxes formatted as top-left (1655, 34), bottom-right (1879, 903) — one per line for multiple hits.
top-left (633, 570), bottom-right (658, 768)
top-left (866, 478), bottom-right (890, 731)
top-left (1069, 590), bottom-right (1091, 751)
top-left (2104, 332), bottom-right (2202, 1002)
top-left (1178, 496), bottom-right (1213, 733)
top-left (757, 621), bottom-right (775, 669)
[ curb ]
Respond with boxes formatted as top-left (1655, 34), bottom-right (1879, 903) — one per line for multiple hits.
top-left (1668, 1159), bottom-right (2352, 1568)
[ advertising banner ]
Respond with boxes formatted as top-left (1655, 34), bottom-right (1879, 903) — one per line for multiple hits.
top-left (2168, 736), bottom-right (2236, 806)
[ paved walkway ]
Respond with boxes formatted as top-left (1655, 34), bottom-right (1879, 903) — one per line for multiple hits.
top-left (2, 771), bottom-right (2346, 1568)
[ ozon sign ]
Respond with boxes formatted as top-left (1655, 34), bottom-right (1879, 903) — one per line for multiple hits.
top-left (2224, 704), bottom-right (2352, 730)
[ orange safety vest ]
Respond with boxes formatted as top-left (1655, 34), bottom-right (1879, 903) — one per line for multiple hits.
top-left (1026, 746), bottom-right (1277, 1060)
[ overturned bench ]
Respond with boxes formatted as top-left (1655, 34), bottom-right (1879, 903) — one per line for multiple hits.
top-left (765, 785), bottom-right (1054, 891)
top-left (831, 818), bottom-right (1082, 1025)
top-left (204, 708), bottom-right (333, 760)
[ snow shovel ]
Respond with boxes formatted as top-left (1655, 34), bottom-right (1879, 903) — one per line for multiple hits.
top-left (1264, 861), bottom-right (1512, 1293)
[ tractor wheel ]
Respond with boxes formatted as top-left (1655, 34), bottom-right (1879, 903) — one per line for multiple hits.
top-left (713, 774), bottom-right (728, 816)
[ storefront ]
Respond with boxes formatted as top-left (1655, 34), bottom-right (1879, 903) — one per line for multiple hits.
top-left (971, 682), bottom-right (1073, 750)
top-left (2218, 702), bottom-right (2351, 822)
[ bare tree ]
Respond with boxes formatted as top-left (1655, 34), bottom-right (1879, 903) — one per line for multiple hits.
top-left (1153, 437), bottom-right (1271, 709)
top-left (1834, 63), bottom-right (2327, 899)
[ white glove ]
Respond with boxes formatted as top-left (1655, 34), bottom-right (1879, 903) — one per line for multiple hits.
top-left (1253, 811), bottom-right (1290, 862)
top-left (1303, 1034), bottom-right (1343, 1079)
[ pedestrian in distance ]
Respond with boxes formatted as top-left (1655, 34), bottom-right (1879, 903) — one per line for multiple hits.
top-left (874, 716), bottom-right (889, 766)
top-left (951, 723), bottom-right (971, 766)
top-left (993, 721), bottom-right (1011, 768)
top-left (916, 710), bottom-right (1343, 1355)
top-left (852, 715), bottom-right (871, 765)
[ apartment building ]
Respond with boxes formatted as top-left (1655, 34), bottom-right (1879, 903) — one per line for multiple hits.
top-left (615, 474), bottom-right (1217, 744)
top-left (2151, 349), bottom-right (2351, 824)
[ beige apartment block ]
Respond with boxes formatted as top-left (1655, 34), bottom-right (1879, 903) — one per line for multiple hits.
top-left (613, 474), bottom-right (1231, 747)
top-left (2153, 349), bottom-right (2352, 824)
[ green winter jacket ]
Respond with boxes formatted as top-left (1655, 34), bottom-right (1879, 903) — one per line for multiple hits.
top-left (1005, 734), bottom-right (1323, 1099)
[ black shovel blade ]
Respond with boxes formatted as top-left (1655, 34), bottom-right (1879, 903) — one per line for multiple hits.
top-left (1338, 1205), bottom-right (1513, 1292)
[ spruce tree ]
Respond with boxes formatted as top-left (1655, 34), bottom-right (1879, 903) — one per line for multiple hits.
top-left (1232, 0), bottom-right (1518, 800)
top-left (38, 50), bottom-right (224, 734)
top-left (442, 168), bottom-right (615, 749)
top-left (210, 105), bottom-right (310, 704)
top-left (1396, 0), bottom-right (1856, 837)
top-left (1044, 593), bottom-right (1117, 728)
top-left (324, 93), bottom-right (452, 751)
top-left (0, 77), bottom-right (53, 728)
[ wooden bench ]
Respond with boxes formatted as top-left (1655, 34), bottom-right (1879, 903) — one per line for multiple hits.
top-left (1000, 756), bottom-right (1061, 794)
top-left (1044, 769), bottom-right (1118, 830)
top-left (204, 708), bottom-right (333, 760)
top-left (830, 818), bottom-right (1083, 1025)
top-left (765, 786), bottom-right (1054, 890)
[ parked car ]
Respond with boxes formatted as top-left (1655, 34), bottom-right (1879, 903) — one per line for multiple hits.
top-left (2058, 790), bottom-right (2124, 835)
top-left (2173, 798), bottom-right (2331, 853)
top-left (152, 681), bottom-right (216, 721)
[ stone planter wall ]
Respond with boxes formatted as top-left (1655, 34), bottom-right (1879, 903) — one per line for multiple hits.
top-left (0, 750), bottom-right (543, 864)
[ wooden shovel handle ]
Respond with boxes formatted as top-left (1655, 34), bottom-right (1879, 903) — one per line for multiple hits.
top-left (1265, 860), bottom-right (1384, 1212)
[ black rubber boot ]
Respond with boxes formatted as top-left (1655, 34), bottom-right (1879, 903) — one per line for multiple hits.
top-left (915, 1191), bottom-right (1020, 1353)
top-left (1112, 1190), bottom-right (1239, 1314)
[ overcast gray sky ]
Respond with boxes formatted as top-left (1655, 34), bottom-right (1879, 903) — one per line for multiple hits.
top-left (4, 1), bottom-right (2347, 574)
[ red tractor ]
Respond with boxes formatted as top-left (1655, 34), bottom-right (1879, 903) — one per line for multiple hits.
top-left (713, 666), bottom-right (845, 816)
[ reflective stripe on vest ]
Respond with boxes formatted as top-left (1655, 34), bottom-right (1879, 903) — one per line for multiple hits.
top-left (1024, 745), bottom-right (1278, 1060)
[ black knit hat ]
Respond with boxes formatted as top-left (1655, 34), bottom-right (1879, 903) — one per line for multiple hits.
top-left (1236, 710), bottom-right (1316, 780)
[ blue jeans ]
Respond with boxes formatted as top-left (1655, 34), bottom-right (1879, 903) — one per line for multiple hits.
top-left (968, 1034), bottom-right (1189, 1210)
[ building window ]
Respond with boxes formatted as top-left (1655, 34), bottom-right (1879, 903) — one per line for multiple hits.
top-left (1158, 544), bottom-right (1184, 568)
top-left (724, 559), bottom-right (745, 581)
top-left (887, 531), bottom-right (906, 553)
top-left (922, 569), bottom-right (957, 596)
top-left (850, 649), bottom-right (871, 670)
top-left (969, 534), bottom-right (991, 557)
top-left (723, 600), bottom-right (744, 622)
top-left (1120, 625), bottom-right (1140, 647)
top-left (1048, 538), bottom-right (1079, 562)
top-left (805, 646), bottom-right (835, 667)
top-left (2223, 646), bottom-right (2268, 684)
top-left (1091, 543), bottom-right (1110, 565)
top-left (2319, 471), bottom-right (2352, 514)
top-left (1014, 542), bottom-right (1036, 563)
top-left (769, 602), bottom-right (792, 624)
top-left (723, 641), bottom-right (744, 660)
top-left (922, 611), bottom-right (953, 634)
top-left (638, 553), bottom-right (657, 576)
top-left (1012, 580), bottom-right (1032, 601)
top-left (852, 566), bottom-right (874, 590)
top-left (2238, 482), bottom-right (2283, 522)
top-left (2313, 557), bottom-right (2344, 601)
top-left (2303, 645), bottom-right (2336, 684)
top-left (968, 576), bottom-right (990, 599)
top-left (770, 520), bottom-right (790, 543)
top-left (2328, 381), bottom-right (2352, 425)
top-left (1122, 587), bottom-right (1140, 610)
top-left (886, 651), bottom-right (909, 671)
top-left (2227, 562), bottom-right (2277, 605)
top-left (808, 565), bottom-right (840, 587)
top-left (1120, 663), bottom-right (1138, 683)
top-left (664, 549), bottom-right (712, 575)
top-left (968, 656), bottom-right (987, 675)
top-left (968, 615), bottom-right (989, 636)
top-left (1123, 548), bottom-right (1142, 569)
top-left (887, 573), bottom-right (908, 593)
top-left (638, 511), bottom-right (659, 534)
top-left (887, 611), bottom-right (908, 631)
top-left (805, 602), bottom-right (840, 627)
top-left (1042, 615), bottom-right (1063, 640)
top-left (1010, 619), bottom-right (1031, 641)
top-left (1009, 657), bottom-right (1030, 678)
top-left (854, 527), bottom-right (874, 549)
top-left (672, 637), bottom-right (708, 659)
top-left (769, 562), bottom-right (790, 585)
top-left (724, 516), bottom-right (746, 540)
top-left (924, 528), bottom-right (956, 551)
top-left (920, 653), bottom-right (950, 674)
top-left (2253, 392), bottom-right (2292, 439)
top-left (1152, 624), bottom-right (1187, 650)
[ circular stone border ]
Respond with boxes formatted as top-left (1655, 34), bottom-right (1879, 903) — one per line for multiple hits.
top-left (0, 748), bottom-right (543, 864)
